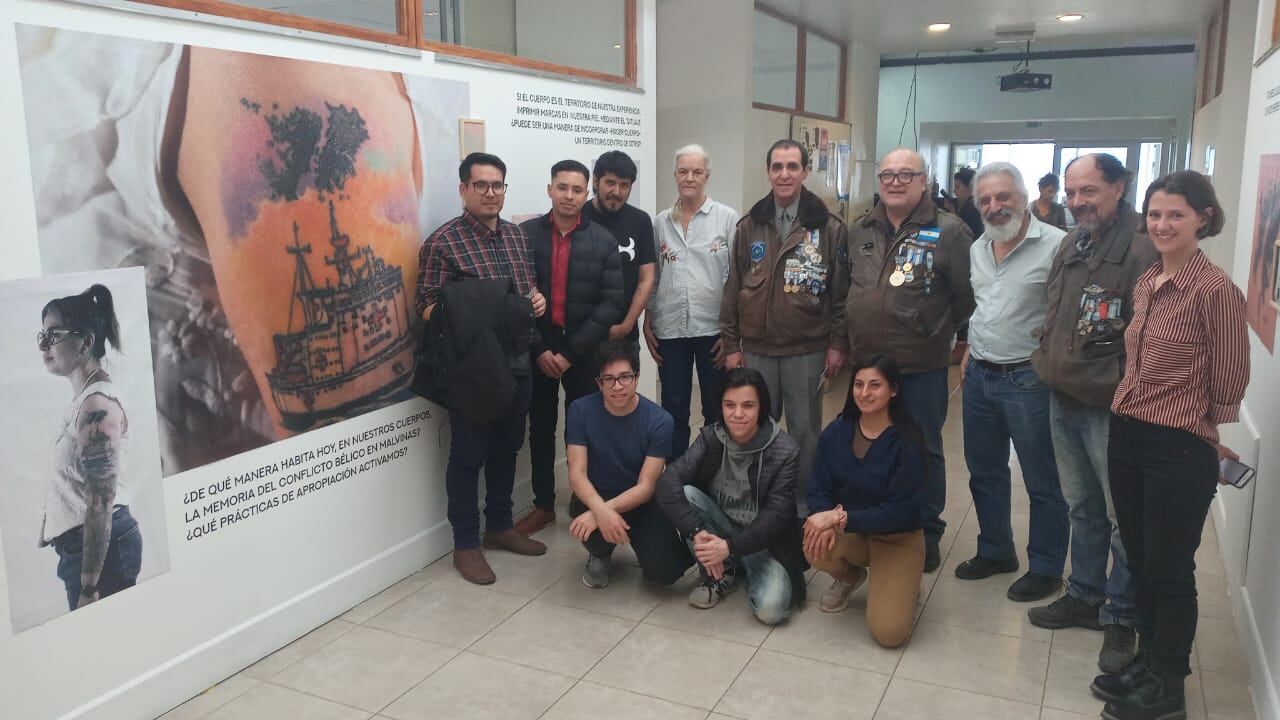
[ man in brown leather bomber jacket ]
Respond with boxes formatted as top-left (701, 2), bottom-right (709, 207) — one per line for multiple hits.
top-left (845, 148), bottom-right (976, 572)
top-left (720, 139), bottom-right (851, 514)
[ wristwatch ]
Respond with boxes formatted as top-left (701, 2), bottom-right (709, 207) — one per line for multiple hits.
top-left (80, 583), bottom-right (98, 597)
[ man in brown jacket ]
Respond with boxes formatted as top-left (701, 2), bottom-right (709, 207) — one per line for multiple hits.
top-left (845, 148), bottom-right (975, 572)
top-left (721, 139), bottom-right (850, 513)
top-left (1028, 153), bottom-right (1157, 677)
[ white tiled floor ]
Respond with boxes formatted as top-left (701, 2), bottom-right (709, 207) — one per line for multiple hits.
top-left (162, 368), bottom-right (1257, 720)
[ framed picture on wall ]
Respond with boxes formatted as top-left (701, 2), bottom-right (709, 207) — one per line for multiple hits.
top-left (1273, 236), bottom-right (1280, 312)
top-left (459, 118), bottom-right (485, 156)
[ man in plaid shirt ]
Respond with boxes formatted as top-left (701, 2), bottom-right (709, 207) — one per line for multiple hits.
top-left (416, 152), bottom-right (549, 585)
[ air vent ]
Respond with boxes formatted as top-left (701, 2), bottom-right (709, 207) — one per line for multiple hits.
top-left (994, 24), bottom-right (1036, 45)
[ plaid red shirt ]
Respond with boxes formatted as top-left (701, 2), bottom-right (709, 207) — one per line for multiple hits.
top-left (1112, 250), bottom-right (1250, 445)
top-left (415, 210), bottom-right (536, 314)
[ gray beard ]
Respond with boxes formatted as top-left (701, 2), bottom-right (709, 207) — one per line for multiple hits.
top-left (983, 212), bottom-right (1026, 244)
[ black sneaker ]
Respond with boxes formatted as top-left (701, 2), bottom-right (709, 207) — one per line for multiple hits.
top-left (1099, 624), bottom-right (1139, 674)
top-left (1092, 651), bottom-right (1151, 703)
top-left (1028, 593), bottom-right (1103, 630)
top-left (954, 555), bottom-right (1019, 580)
top-left (1101, 671), bottom-right (1185, 720)
top-left (1007, 572), bottom-right (1062, 602)
top-left (923, 541), bottom-right (941, 574)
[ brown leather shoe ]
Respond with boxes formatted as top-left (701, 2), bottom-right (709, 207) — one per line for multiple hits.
top-left (483, 527), bottom-right (548, 556)
top-left (513, 507), bottom-right (556, 536)
top-left (453, 547), bottom-right (496, 585)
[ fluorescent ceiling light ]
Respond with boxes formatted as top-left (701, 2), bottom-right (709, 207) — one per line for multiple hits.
top-left (1056, 13), bottom-right (1085, 22)
top-left (928, 22), bottom-right (952, 32)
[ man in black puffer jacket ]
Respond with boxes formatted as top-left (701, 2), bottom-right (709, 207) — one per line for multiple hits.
top-left (517, 159), bottom-right (625, 535)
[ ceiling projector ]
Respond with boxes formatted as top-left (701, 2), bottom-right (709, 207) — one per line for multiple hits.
top-left (999, 71), bottom-right (1053, 92)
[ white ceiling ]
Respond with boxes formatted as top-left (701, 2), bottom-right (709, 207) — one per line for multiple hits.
top-left (760, 0), bottom-right (1217, 54)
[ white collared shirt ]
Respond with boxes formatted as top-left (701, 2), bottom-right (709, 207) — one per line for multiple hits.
top-left (649, 197), bottom-right (739, 339)
top-left (968, 212), bottom-right (1067, 364)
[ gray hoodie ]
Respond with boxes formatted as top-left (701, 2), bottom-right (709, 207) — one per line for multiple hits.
top-left (710, 419), bottom-right (782, 527)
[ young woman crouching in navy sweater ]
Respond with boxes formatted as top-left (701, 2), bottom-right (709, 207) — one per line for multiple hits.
top-left (803, 354), bottom-right (928, 648)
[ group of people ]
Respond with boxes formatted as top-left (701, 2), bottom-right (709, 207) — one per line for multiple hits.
top-left (415, 141), bottom-right (1250, 720)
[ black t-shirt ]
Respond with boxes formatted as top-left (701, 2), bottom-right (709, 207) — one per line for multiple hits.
top-left (583, 201), bottom-right (656, 339)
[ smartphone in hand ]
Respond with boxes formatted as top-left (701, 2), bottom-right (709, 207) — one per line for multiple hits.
top-left (1220, 457), bottom-right (1256, 488)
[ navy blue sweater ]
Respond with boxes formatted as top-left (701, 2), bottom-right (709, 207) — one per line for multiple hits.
top-left (807, 419), bottom-right (926, 535)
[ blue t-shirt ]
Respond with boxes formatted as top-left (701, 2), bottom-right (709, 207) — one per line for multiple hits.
top-left (565, 393), bottom-right (673, 500)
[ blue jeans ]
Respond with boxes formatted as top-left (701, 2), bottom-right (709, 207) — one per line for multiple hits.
top-left (656, 335), bottom-right (725, 459)
top-left (897, 369), bottom-right (949, 545)
top-left (1051, 393), bottom-right (1136, 627)
top-left (683, 485), bottom-right (791, 625)
top-left (962, 361), bottom-right (1068, 577)
top-left (52, 505), bottom-right (143, 610)
top-left (446, 375), bottom-right (531, 549)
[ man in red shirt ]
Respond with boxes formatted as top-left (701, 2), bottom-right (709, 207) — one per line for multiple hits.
top-left (517, 160), bottom-right (625, 535)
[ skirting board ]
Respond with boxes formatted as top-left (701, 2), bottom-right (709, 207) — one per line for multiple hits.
top-left (1215, 498), bottom-right (1280, 720)
top-left (59, 520), bottom-right (454, 720)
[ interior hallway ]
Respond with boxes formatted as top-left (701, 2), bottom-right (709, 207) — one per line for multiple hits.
top-left (159, 368), bottom-right (1257, 720)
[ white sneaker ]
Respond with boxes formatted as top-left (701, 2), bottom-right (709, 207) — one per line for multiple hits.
top-left (583, 554), bottom-right (611, 589)
top-left (688, 573), bottom-right (738, 609)
top-left (819, 568), bottom-right (867, 613)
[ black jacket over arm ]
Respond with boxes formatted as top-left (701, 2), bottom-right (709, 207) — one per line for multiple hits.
top-left (656, 424), bottom-right (809, 603)
top-left (521, 214), bottom-right (625, 365)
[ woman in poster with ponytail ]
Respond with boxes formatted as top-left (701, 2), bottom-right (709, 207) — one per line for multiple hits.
top-left (37, 284), bottom-right (142, 610)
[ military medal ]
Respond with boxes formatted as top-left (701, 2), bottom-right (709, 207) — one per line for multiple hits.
top-left (889, 270), bottom-right (906, 287)
top-left (902, 262), bottom-right (914, 273)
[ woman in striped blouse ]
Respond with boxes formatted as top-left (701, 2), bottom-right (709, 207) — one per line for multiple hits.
top-left (1095, 171), bottom-right (1250, 720)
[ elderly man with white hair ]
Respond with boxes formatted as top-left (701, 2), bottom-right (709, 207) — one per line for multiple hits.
top-left (954, 161), bottom-right (1070, 603)
top-left (645, 144), bottom-right (739, 459)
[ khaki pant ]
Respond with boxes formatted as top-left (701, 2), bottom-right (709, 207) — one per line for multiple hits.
top-left (806, 529), bottom-right (925, 648)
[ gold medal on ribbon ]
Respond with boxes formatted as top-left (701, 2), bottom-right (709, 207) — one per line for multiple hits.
top-left (889, 270), bottom-right (906, 287)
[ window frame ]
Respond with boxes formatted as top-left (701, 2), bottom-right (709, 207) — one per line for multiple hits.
top-left (752, 3), bottom-right (847, 122)
top-left (125, 0), bottom-right (640, 87)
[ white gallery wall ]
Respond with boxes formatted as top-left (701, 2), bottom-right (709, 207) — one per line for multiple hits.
top-left (0, 2), bottom-right (657, 720)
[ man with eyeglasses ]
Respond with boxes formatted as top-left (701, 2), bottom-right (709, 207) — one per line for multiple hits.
top-left (517, 160), bottom-right (625, 536)
top-left (647, 144), bottom-right (738, 459)
top-left (846, 148), bottom-right (976, 573)
top-left (416, 152), bottom-right (550, 585)
top-left (564, 340), bottom-right (693, 589)
top-left (721, 138), bottom-right (851, 515)
top-left (582, 150), bottom-right (657, 345)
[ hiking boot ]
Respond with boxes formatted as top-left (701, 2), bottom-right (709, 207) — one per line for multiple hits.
top-left (513, 507), bottom-right (556, 536)
top-left (453, 547), bottom-right (496, 585)
top-left (482, 528), bottom-right (547, 556)
top-left (583, 554), bottom-right (611, 589)
top-left (1102, 670), bottom-right (1185, 720)
top-left (819, 568), bottom-right (868, 613)
top-left (1028, 593), bottom-right (1103, 630)
top-left (1099, 624), bottom-right (1139, 674)
top-left (923, 541), bottom-right (941, 573)
top-left (1007, 572), bottom-right (1062, 602)
top-left (955, 555), bottom-right (1019, 580)
top-left (688, 573), bottom-right (738, 609)
top-left (1093, 651), bottom-right (1151, 703)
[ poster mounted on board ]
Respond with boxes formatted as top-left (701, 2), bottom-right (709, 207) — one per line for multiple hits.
top-left (15, 25), bottom-right (470, 474)
top-left (0, 268), bottom-right (170, 633)
top-left (1250, 154), bottom-right (1280, 353)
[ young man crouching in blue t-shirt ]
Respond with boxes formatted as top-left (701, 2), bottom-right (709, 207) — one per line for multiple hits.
top-left (565, 340), bottom-right (695, 588)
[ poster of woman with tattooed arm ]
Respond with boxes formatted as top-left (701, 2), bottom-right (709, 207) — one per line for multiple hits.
top-left (0, 268), bottom-right (169, 633)
top-left (15, 26), bottom-right (469, 474)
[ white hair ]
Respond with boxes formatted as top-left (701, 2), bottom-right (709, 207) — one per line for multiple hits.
top-left (673, 143), bottom-right (711, 171)
top-left (974, 161), bottom-right (1029, 201)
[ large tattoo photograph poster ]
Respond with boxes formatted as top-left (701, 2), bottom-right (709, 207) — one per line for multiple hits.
top-left (1248, 153), bottom-right (1280, 353)
top-left (0, 268), bottom-right (170, 633)
top-left (15, 25), bottom-right (470, 475)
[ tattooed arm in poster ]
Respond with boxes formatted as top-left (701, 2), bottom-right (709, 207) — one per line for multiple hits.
top-left (75, 395), bottom-right (126, 607)
top-left (175, 48), bottom-right (423, 437)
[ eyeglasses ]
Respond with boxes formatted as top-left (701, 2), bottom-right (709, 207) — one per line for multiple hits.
top-left (596, 372), bottom-right (638, 388)
top-left (877, 170), bottom-right (925, 185)
top-left (676, 168), bottom-right (707, 178)
top-left (37, 328), bottom-right (80, 350)
top-left (470, 181), bottom-right (508, 196)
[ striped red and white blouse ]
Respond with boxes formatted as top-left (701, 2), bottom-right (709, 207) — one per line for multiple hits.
top-left (1111, 249), bottom-right (1250, 445)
